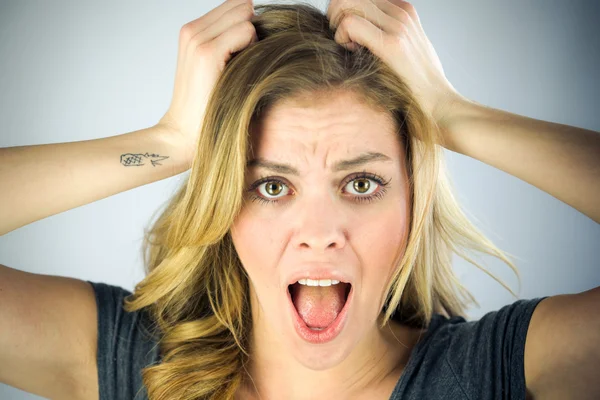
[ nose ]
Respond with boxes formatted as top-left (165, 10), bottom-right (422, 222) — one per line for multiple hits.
top-left (291, 192), bottom-right (347, 252)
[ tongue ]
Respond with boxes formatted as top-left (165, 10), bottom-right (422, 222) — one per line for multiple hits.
top-left (291, 283), bottom-right (347, 329)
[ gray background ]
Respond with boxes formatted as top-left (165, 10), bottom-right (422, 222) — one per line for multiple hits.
top-left (1, 0), bottom-right (598, 399)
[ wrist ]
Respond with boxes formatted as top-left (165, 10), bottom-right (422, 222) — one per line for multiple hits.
top-left (434, 94), bottom-right (481, 152)
top-left (150, 123), bottom-right (193, 173)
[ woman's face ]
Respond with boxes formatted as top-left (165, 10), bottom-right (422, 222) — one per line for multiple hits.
top-left (230, 90), bottom-right (411, 370)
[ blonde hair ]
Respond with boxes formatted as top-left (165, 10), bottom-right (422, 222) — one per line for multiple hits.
top-left (123, 3), bottom-right (521, 399)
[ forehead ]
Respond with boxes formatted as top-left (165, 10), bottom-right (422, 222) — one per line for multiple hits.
top-left (249, 91), bottom-right (401, 158)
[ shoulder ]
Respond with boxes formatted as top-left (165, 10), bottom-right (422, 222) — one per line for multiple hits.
top-left (524, 288), bottom-right (600, 399)
top-left (445, 297), bottom-right (548, 399)
top-left (391, 297), bottom-right (548, 400)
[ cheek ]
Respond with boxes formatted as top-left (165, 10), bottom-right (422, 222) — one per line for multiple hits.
top-left (354, 205), bottom-right (409, 288)
top-left (230, 210), bottom-right (282, 290)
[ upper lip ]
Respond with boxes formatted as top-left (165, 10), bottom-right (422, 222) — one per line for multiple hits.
top-left (286, 264), bottom-right (353, 286)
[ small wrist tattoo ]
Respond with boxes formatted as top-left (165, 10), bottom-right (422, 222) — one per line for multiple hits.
top-left (120, 152), bottom-right (170, 167)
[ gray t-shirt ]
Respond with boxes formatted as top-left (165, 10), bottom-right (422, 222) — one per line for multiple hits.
top-left (87, 280), bottom-right (548, 400)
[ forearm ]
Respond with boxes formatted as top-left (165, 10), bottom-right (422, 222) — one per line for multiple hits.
top-left (440, 97), bottom-right (600, 224)
top-left (0, 125), bottom-right (190, 235)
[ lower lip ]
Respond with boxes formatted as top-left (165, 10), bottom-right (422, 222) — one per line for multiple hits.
top-left (287, 285), bottom-right (353, 344)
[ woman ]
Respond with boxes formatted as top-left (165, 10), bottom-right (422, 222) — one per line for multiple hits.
top-left (0, 1), bottom-right (598, 399)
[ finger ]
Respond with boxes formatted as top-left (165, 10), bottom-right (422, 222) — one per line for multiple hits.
top-left (327, 0), bottom-right (372, 31)
top-left (388, 0), bottom-right (422, 28)
top-left (376, 0), bottom-right (420, 32)
top-left (328, 0), bottom-right (384, 30)
top-left (330, 1), bottom-right (411, 45)
top-left (194, 1), bottom-right (256, 44)
top-left (184, 0), bottom-right (252, 37)
top-left (334, 12), bottom-right (391, 59)
top-left (212, 20), bottom-right (259, 68)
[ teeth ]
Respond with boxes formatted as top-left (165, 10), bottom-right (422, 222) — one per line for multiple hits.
top-left (297, 279), bottom-right (341, 286)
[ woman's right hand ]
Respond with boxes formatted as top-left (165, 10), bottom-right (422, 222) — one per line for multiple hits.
top-left (157, 0), bottom-right (258, 167)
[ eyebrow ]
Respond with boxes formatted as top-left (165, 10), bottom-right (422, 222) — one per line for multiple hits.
top-left (246, 151), bottom-right (392, 175)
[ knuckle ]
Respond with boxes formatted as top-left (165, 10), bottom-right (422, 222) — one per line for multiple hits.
top-left (391, 34), bottom-right (408, 49)
top-left (241, 20), bottom-right (256, 37)
top-left (338, 11), bottom-right (355, 29)
top-left (397, 1), bottom-right (418, 22)
top-left (230, 0), bottom-right (250, 10)
top-left (193, 41), bottom-right (214, 58)
top-left (397, 8), bottom-right (412, 25)
top-left (383, 34), bottom-right (397, 49)
top-left (237, 2), bottom-right (255, 20)
top-left (179, 23), bottom-right (194, 42)
top-left (402, 2), bottom-right (417, 16)
top-left (395, 22), bottom-right (409, 36)
top-left (331, 6), bottom-right (350, 29)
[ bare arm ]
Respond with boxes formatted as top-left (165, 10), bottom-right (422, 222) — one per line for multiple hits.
top-left (0, 2), bottom-right (259, 398)
top-left (440, 97), bottom-right (600, 224)
top-left (394, 0), bottom-right (600, 389)
top-left (0, 125), bottom-right (189, 236)
top-left (438, 97), bottom-right (600, 398)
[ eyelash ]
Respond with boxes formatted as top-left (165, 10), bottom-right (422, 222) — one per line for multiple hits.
top-left (246, 171), bottom-right (391, 206)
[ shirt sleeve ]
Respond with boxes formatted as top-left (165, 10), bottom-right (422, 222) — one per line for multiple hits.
top-left (87, 281), bottom-right (161, 400)
top-left (444, 296), bottom-right (549, 400)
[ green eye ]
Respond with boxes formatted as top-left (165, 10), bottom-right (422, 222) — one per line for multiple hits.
top-left (247, 172), bottom-right (391, 205)
top-left (265, 181), bottom-right (284, 196)
top-left (352, 178), bottom-right (371, 194)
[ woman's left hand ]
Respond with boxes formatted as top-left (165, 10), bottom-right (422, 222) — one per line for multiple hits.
top-left (327, 0), bottom-right (464, 124)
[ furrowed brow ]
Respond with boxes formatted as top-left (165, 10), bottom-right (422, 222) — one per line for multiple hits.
top-left (246, 152), bottom-right (392, 175)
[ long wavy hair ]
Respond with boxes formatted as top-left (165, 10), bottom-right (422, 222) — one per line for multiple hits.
top-left (123, 3), bottom-right (521, 399)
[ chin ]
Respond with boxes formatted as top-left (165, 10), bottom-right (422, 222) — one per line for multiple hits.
top-left (289, 330), bottom-right (358, 371)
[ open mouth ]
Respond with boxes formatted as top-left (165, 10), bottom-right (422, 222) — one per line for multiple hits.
top-left (287, 281), bottom-right (352, 342)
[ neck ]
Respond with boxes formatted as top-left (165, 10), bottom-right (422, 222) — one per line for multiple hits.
top-left (238, 316), bottom-right (421, 400)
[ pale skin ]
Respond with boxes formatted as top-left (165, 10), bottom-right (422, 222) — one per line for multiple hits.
top-left (0, 0), bottom-right (597, 398)
top-left (229, 90), bottom-right (600, 399)
top-left (326, 1), bottom-right (600, 398)
top-left (233, 0), bottom-right (600, 398)
top-left (230, 90), bottom-right (423, 399)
